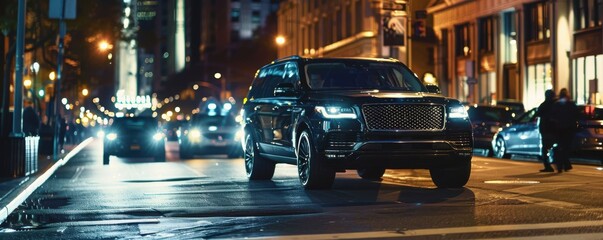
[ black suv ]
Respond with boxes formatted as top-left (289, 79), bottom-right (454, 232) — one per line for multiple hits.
top-left (242, 56), bottom-right (473, 189)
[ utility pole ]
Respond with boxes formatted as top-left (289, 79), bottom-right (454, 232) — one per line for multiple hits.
top-left (11, 0), bottom-right (27, 138)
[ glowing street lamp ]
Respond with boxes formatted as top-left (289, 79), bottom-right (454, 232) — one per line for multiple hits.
top-left (82, 88), bottom-right (89, 96)
top-left (49, 71), bottom-right (56, 81)
top-left (23, 78), bottom-right (32, 88)
top-left (275, 35), bottom-right (286, 46)
top-left (98, 40), bottom-right (112, 52)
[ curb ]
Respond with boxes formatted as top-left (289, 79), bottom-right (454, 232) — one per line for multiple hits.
top-left (0, 137), bottom-right (93, 224)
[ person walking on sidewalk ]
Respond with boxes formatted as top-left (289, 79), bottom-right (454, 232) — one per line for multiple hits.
top-left (535, 89), bottom-right (556, 172)
top-left (551, 88), bottom-right (579, 173)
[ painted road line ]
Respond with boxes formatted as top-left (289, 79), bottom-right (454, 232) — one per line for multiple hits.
top-left (0, 138), bottom-right (93, 224)
top-left (246, 220), bottom-right (603, 239)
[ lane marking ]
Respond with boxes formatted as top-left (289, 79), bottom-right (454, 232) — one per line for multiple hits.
top-left (246, 220), bottom-right (603, 239)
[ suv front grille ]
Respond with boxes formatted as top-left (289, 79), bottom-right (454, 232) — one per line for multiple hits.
top-left (362, 104), bottom-right (445, 131)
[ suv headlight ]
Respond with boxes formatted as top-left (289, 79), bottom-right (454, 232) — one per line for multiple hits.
top-left (315, 106), bottom-right (357, 119)
top-left (153, 132), bottom-right (165, 141)
top-left (106, 133), bottom-right (117, 141)
top-left (188, 128), bottom-right (202, 142)
top-left (448, 106), bottom-right (469, 119)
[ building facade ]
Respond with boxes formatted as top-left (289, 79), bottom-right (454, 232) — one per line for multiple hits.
top-left (276, 0), bottom-right (436, 87)
top-left (428, 0), bottom-right (602, 109)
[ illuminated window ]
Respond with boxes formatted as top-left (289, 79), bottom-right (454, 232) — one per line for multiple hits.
top-left (525, 63), bottom-right (552, 109)
top-left (526, 2), bottom-right (551, 41)
top-left (455, 23), bottom-right (471, 57)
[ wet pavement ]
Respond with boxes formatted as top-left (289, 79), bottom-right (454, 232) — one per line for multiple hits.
top-left (1, 140), bottom-right (603, 239)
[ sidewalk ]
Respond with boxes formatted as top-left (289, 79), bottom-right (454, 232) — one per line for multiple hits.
top-left (0, 138), bottom-right (93, 224)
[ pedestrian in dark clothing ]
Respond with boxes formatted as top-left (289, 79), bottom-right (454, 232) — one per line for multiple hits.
top-left (535, 89), bottom-right (556, 172)
top-left (550, 88), bottom-right (579, 173)
top-left (23, 101), bottom-right (41, 136)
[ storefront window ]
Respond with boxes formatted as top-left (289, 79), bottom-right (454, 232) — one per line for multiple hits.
top-left (478, 72), bottom-right (496, 105)
top-left (574, 55), bottom-right (603, 104)
top-left (502, 11), bottom-right (517, 63)
top-left (457, 76), bottom-right (470, 103)
top-left (525, 63), bottom-right (552, 109)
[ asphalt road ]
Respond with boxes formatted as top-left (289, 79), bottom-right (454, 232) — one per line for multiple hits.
top-left (1, 140), bottom-right (603, 239)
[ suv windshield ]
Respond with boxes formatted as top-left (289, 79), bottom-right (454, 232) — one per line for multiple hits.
top-left (192, 115), bottom-right (237, 127)
top-left (305, 62), bottom-right (426, 91)
top-left (112, 117), bottom-right (157, 130)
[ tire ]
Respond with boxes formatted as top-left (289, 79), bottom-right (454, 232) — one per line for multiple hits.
top-left (493, 137), bottom-right (510, 159)
top-left (297, 130), bottom-right (335, 189)
top-left (429, 160), bottom-right (471, 188)
top-left (103, 153), bottom-right (110, 165)
top-left (357, 168), bottom-right (386, 180)
top-left (244, 133), bottom-right (275, 180)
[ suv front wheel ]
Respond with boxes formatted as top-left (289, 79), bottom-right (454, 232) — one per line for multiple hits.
top-left (429, 160), bottom-right (471, 188)
top-left (244, 133), bottom-right (275, 180)
top-left (297, 130), bottom-right (336, 189)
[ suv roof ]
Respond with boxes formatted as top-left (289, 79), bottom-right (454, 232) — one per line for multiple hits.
top-left (269, 55), bottom-right (401, 66)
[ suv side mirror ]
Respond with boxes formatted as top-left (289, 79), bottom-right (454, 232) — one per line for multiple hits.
top-left (274, 83), bottom-right (297, 97)
top-left (426, 85), bottom-right (441, 94)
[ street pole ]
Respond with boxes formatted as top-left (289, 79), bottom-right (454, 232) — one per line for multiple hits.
top-left (11, 0), bottom-right (26, 137)
top-left (53, 19), bottom-right (66, 161)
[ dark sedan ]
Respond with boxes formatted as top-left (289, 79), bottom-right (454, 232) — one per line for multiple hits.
top-left (467, 105), bottom-right (513, 155)
top-left (491, 105), bottom-right (603, 161)
top-left (103, 116), bottom-right (166, 164)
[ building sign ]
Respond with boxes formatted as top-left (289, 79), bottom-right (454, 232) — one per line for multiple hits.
top-left (383, 16), bottom-right (406, 46)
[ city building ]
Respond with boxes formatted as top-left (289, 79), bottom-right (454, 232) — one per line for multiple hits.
top-left (427, 0), bottom-right (602, 109)
top-left (276, 0), bottom-right (436, 84)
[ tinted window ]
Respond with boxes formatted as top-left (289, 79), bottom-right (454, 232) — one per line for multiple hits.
top-left (468, 107), bottom-right (513, 122)
top-left (112, 117), bottom-right (157, 130)
top-left (192, 115), bottom-right (237, 127)
top-left (304, 62), bottom-right (426, 91)
top-left (248, 63), bottom-right (286, 99)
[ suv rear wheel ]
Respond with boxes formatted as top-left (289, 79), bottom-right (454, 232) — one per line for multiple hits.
top-left (357, 168), bottom-right (386, 180)
top-left (244, 133), bottom-right (275, 180)
top-left (429, 160), bottom-right (471, 188)
top-left (297, 130), bottom-right (335, 189)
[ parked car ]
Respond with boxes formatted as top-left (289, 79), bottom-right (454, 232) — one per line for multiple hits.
top-left (495, 99), bottom-right (525, 118)
top-left (242, 56), bottom-right (473, 189)
top-left (102, 116), bottom-right (166, 164)
top-left (179, 113), bottom-right (243, 159)
top-left (467, 105), bottom-right (514, 155)
top-left (491, 105), bottom-right (603, 161)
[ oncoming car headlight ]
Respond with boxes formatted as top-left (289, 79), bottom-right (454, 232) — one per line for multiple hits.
top-left (315, 106), bottom-right (356, 119)
top-left (153, 132), bottom-right (165, 141)
top-left (188, 128), bottom-right (202, 143)
top-left (106, 133), bottom-right (118, 141)
top-left (448, 106), bottom-right (469, 119)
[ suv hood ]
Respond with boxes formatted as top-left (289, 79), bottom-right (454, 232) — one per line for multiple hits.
top-left (306, 90), bottom-right (452, 105)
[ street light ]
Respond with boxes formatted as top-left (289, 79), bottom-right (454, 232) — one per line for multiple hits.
top-left (98, 40), bottom-right (112, 52)
top-left (275, 35), bottom-right (286, 46)
top-left (49, 71), bottom-right (56, 81)
top-left (82, 88), bottom-right (89, 97)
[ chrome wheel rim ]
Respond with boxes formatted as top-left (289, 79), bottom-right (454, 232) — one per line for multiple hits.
top-left (297, 133), bottom-right (310, 185)
top-left (244, 135), bottom-right (254, 176)
top-left (494, 138), bottom-right (506, 158)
